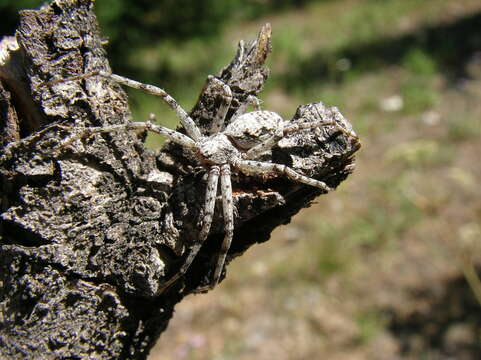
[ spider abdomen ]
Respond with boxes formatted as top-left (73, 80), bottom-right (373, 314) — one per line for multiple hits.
top-left (224, 110), bottom-right (284, 150)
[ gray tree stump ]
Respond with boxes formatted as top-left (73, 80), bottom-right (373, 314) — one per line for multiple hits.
top-left (0, 0), bottom-right (360, 359)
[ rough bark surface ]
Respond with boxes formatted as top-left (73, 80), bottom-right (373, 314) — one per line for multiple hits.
top-left (0, 0), bottom-right (360, 359)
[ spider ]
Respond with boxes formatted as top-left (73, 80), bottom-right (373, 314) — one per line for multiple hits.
top-left (49, 70), bottom-right (358, 292)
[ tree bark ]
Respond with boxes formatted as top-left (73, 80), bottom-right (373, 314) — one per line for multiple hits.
top-left (0, 0), bottom-right (360, 359)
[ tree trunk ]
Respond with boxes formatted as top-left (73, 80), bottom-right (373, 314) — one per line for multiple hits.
top-left (0, 0), bottom-right (359, 359)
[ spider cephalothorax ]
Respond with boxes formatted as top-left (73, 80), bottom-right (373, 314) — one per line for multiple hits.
top-left (198, 133), bottom-right (239, 165)
top-left (49, 66), bottom-right (358, 293)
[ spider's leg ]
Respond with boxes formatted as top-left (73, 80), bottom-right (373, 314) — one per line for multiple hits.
top-left (249, 95), bottom-right (262, 111)
top-left (234, 159), bottom-right (332, 192)
top-left (145, 113), bottom-right (197, 148)
top-left (284, 120), bottom-right (358, 139)
top-left (214, 164), bottom-right (234, 285)
top-left (57, 115), bottom-right (196, 151)
top-left (48, 71), bottom-right (202, 141)
top-left (159, 165), bottom-right (220, 293)
top-left (236, 40), bottom-right (245, 64)
top-left (244, 118), bottom-right (359, 161)
top-left (197, 164), bottom-right (234, 292)
top-left (209, 76), bottom-right (233, 134)
top-left (243, 129), bottom-right (283, 160)
top-left (230, 95), bottom-right (262, 122)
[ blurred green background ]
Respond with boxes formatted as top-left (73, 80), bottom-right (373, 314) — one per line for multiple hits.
top-left (2, 0), bottom-right (481, 359)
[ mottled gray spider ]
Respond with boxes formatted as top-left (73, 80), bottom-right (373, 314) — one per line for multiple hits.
top-left (50, 70), bottom-right (358, 292)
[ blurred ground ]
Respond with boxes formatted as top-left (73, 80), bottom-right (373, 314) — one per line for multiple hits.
top-left (140, 1), bottom-right (481, 359)
top-left (137, 1), bottom-right (481, 359)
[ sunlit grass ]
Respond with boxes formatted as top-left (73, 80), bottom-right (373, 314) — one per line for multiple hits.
top-left (446, 112), bottom-right (481, 142)
top-left (355, 310), bottom-right (388, 345)
top-left (386, 139), bottom-right (453, 168)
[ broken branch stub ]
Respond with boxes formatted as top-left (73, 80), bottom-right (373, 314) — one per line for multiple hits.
top-left (0, 0), bottom-right (360, 359)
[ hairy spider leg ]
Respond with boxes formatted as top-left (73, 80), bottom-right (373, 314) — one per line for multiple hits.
top-left (311, 104), bottom-right (358, 139)
top-left (48, 71), bottom-right (202, 141)
top-left (57, 115), bottom-right (196, 150)
top-left (234, 159), bottom-right (332, 192)
top-left (244, 115), bottom-right (359, 160)
top-left (208, 76), bottom-right (233, 134)
top-left (213, 164), bottom-right (234, 285)
top-left (229, 95), bottom-right (263, 123)
top-left (243, 127), bottom-right (283, 160)
top-left (195, 164), bottom-right (234, 292)
top-left (159, 165), bottom-right (220, 293)
top-left (284, 119), bottom-right (358, 139)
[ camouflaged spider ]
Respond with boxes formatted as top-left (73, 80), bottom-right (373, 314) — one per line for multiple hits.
top-left (49, 70), bottom-right (358, 292)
